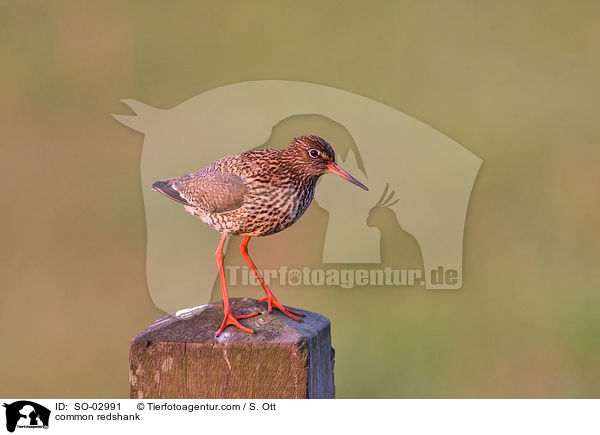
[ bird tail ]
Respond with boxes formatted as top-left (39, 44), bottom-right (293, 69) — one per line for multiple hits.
top-left (151, 180), bottom-right (190, 205)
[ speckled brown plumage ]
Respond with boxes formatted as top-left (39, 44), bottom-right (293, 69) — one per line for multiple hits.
top-left (153, 135), bottom-right (356, 236)
top-left (152, 135), bottom-right (368, 335)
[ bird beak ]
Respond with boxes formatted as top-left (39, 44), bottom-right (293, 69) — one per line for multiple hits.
top-left (326, 162), bottom-right (369, 191)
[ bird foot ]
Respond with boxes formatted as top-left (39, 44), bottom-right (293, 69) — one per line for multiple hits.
top-left (258, 296), bottom-right (304, 322)
top-left (216, 310), bottom-right (259, 336)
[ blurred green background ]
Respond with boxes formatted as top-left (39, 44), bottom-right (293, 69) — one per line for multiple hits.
top-left (1, 1), bottom-right (599, 398)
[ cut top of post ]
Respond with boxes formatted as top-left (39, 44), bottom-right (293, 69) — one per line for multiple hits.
top-left (129, 298), bottom-right (335, 399)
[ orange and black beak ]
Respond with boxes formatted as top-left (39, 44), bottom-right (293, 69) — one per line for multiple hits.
top-left (326, 162), bottom-right (369, 191)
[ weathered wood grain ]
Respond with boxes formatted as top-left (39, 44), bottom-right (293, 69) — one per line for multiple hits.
top-left (129, 297), bottom-right (335, 399)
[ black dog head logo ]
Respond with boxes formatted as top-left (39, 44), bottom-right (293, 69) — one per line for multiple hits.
top-left (3, 401), bottom-right (50, 433)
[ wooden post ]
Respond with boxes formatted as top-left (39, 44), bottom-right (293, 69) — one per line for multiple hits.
top-left (129, 297), bottom-right (335, 399)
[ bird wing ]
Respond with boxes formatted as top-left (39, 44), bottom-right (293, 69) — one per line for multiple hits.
top-left (154, 170), bottom-right (246, 213)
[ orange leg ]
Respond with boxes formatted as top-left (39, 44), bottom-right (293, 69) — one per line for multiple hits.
top-left (216, 233), bottom-right (259, 335)
top-left (240, 236), bottom-right (304, 322)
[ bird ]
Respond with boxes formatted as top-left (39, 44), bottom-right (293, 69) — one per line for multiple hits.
top-left (152, 135), bottom-right (368, 335)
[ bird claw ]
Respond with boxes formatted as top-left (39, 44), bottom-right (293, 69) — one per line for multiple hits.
top-left (216, 311), bottom-right (259, 336)
top-left (258, 296), bottom-right (304, 322)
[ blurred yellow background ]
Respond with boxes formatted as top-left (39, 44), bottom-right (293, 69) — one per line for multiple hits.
top-left (1, 1), bottom-right (599, 398)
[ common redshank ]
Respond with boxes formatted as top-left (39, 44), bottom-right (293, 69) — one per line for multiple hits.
top-left (152, 135), bottom-right (368, 335)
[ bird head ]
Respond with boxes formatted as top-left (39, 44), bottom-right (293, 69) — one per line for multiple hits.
top-left (366, 183), bottom-right (399, 227)
top-left (286, 135), bottom-right (368, 190)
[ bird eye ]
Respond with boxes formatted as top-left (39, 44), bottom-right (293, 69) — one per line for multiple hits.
top-left (309, 149), bottom-right (319, 158)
